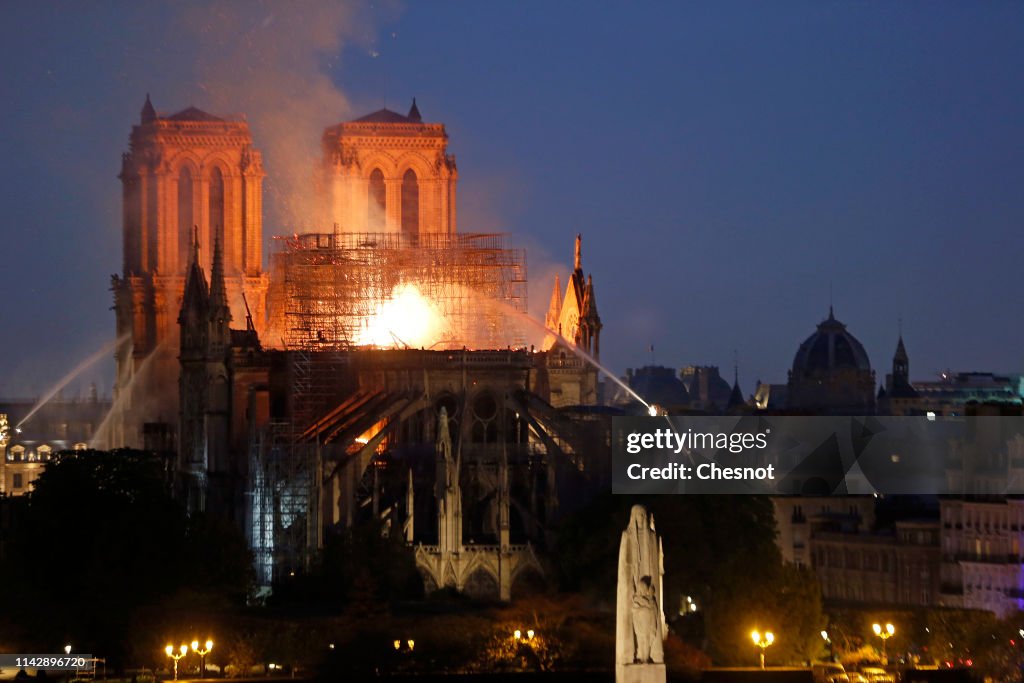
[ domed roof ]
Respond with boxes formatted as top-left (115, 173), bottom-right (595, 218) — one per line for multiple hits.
top-left (792, 308), bottom-right (871, 374)
top-left (625, 366), bottom-right (690, 407)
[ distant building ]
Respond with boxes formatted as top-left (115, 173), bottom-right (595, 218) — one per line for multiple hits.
top-left (878, 335), bottom-right (920, 415)
top-left (618, 366), bottom-right (690, 411)
top-left (939, 498), bottom-right (1024, 617)
top-left (0, 396), bottom-right (110, 496)
top-left (906, 372), bottom-right (1023, 417)
top-left (680, 365), bottom-right (732, 411)
top-left (753, 382), bottom-right (787, 411)
top-left (772, 496), bottom-right (875, 566)
top-left (786, 308), bottom-right (876, 414)
top-left (810, 519), bottom-right (941, 607)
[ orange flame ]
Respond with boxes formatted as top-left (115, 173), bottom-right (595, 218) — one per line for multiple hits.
top-left (356, 283), bottom-right (445, 349)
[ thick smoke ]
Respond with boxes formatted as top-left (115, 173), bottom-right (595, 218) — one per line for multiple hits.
top-left (170, 1), bottom-right (372, 231)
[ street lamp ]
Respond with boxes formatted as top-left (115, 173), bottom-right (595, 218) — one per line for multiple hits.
top-left (191, 640), bottom-right (213, 678)
top-left (872, 622), bottom-right (895, 665)
top-left (64, 645), bottom-right (74, 682)
top-left (751, 630), bottom-right (775, 670)
top-left (165, 644), bottom-right (188, 681)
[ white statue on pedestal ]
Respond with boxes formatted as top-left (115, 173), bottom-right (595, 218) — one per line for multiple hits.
top-left (616, 504), bottom-right (666, 683)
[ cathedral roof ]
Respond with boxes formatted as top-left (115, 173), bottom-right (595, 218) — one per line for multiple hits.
top-left (792, 308), bottom-right (871, 375)
top-left (166, 106), bottom-right (224, 122)
top-left (351, 108), bottom-right (421, 124)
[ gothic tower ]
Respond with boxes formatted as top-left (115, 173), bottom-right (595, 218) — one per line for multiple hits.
top-left (112, 95), bottom-right (269, 446)
top-left (540, 235), bottom-right (602, 407)
top-left (544, 234), bottom-right (602, 359)
top-left (178, 233), bottom-right (210, 510)
top-left (883, 333), bottom-right (919, 414)
top-left (319, 99), bottom-right (458, 237)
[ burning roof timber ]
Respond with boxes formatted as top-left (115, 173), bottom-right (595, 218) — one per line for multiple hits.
top-left (265, 231), bottom-right (527, 352)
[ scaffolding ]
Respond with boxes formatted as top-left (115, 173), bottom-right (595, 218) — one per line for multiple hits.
top-left (271, 232), bottom-right (527, 351)
top-left (249, 419), bottom-right (320, 588)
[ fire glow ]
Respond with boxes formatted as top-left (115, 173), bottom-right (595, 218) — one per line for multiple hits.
top-left (356, 283), bottom-right (446, 349)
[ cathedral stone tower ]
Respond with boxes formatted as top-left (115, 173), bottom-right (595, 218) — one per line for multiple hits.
top-left (320, 99), bottom-right (457, 237)
top-left (178, 234), bottom-right (233, 514)
top-left (112, 95), bottom-right (268, 446)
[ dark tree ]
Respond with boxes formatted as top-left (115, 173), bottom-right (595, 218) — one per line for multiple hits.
top-left (0, 449), bottom-right (252, 666)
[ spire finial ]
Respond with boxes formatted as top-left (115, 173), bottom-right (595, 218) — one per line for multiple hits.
top-left (141, 93), bottom-right (156, 123)
top-left (191, 225), bottom-right (200, 265)
top-left (574, 233), bottom-right (582, 271)
top-left (733, 349), bottom-right (739, 385)
top-left (898, 313), bottom-right (903, 339)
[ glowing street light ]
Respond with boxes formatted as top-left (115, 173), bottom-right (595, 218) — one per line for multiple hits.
top-left (872, 623), bottom-right (895, 665)
top-left (751, 630), bottom-right (775, 670)
top-left (191, 639), bottom-right (213, 678)
top-left (165, 644), bottom-right (188, 681)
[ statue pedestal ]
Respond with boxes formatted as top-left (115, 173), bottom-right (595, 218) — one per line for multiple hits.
top-left (620, 663), bottom-right (666, 683)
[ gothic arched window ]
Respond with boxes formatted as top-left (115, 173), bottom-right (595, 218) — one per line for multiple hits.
top-left (401, 169), bottom-right (419, 240)
top-left (209, 166), bottom-right (225, 252)
top-left (178, 167), bottom-right (194, 271)
top-left (368, 169), bottom-right (386, 232)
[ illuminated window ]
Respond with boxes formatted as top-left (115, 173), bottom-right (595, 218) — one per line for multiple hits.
top-left (37, 444), bottom-right (52, 461)
top-left (9, 445), bottom-right (24, 462)
top-left (74, 442), bottom-right (87, 451)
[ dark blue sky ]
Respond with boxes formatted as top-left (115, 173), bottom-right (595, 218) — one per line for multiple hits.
top-left (2, 1), bottom-right (1023, 398)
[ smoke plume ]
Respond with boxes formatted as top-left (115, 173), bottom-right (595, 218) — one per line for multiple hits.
top-left (170, 1), bottom-right (375, 231)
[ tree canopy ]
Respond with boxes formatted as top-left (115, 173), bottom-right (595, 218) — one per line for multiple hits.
top-left (0, 449), bottom-right (252, 666)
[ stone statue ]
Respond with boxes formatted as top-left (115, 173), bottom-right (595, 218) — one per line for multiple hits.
top-left (616, 504), bottom-right (666, 683)
top-left (435, 406), bottom-right (462, 554)
top-left (436, 406), bottom-right (455, 487)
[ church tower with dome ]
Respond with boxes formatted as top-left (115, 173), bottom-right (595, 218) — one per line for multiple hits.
top-left (786, 307), bottom-right (876, 414)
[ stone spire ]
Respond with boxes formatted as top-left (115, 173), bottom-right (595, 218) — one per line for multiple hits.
top-left (580, 273), bottom-right (602, 360)
top-left (141, 93), bottom-right (156, 124)
top-left (892, 334), bottom-right (910, 386)
top-left (728, 359), bottom-right (745, 409)
top-left (582, 274), bottom-right (599, 319)
top-left (208, 235), bottom-right (232, 351)
top-left (209, 235), bottom-right (229, 313)
top-left (408, 97), bottom-right (422, 122)
top-left (180, 227), bottom-right (209, 329)
top-left (545, 275), bottom-right (562, 332)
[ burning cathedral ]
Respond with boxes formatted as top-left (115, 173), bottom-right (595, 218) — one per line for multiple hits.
top-left (111, 96), bottom-right (609, 599)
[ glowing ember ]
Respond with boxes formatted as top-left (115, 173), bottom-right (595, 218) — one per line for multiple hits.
top-left (356, 283), bottom-right (446, 348)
